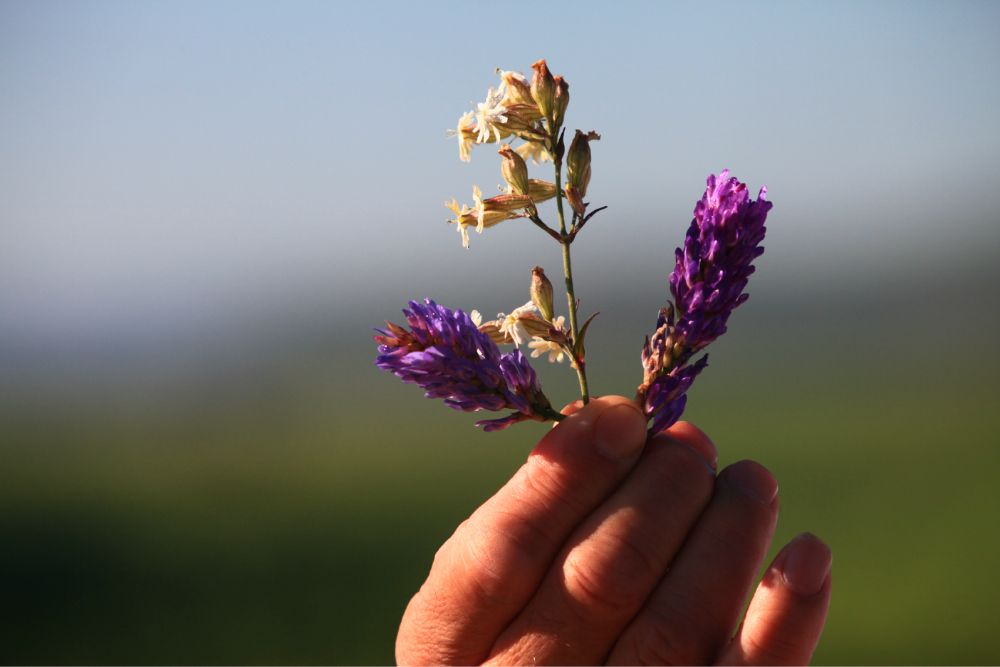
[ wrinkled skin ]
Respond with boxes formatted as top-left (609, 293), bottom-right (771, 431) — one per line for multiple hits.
top-left (397, 396), bottom-right (831, 665)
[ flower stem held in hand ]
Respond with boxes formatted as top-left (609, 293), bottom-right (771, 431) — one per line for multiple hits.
top-left (551, 130), bottom-right (590, 404)
top-left (378, 60), bottom-right (770, 433)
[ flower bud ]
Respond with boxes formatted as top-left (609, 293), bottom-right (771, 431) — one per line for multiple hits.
top-left (527, 179), bottom-right (557, 203)
top-left (564, 184), bottom-right (586, 217)
top-left (567, 130), bottom-right (600, 195)
top-left (480, 192), bottom-right (534, 215)
top-left (498, 144), bottom-right (530, 195)
top-left (565, 130), bottom-right (600, 215)
top-left (530, 266), bottom-right (555, 322)
top-left (552, 76), bottom-right (570, 129)
top-left (530, 59), bottom-right (556, 121)
top-left (662, 302), bottom-right (675, 325)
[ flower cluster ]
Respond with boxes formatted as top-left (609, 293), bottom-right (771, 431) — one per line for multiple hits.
top-left (375, 300), bottom-right (554, 431)
top-left (376, 61), bottom-right (771, 437)
top-left (444, 61), bottom-right (576, 248)
top-left (638, 170), bottom-right (771, 432)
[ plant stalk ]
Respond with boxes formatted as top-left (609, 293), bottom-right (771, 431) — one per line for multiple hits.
top-left (552, 138), bottom-right (590, 404)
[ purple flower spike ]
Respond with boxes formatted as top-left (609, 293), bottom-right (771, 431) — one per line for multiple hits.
top-left (639, 171), bottom-right (770, 433)
top-left (375, 299), bottom-right (554, 430)
top-left (669, 169), bottom-right (771, 351)
top-left (644, 355), bottom-right (708, 434)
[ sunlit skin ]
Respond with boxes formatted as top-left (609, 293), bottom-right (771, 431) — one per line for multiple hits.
top-left (396, 396), bottom-right (832, 665)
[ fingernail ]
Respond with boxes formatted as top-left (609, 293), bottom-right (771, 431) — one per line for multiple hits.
top-left (594, 403), bottom-right (647, 461)
top-left (781, 532), bottom-right (832, 596)
top-left (722, 460), bottom-right (778, 505)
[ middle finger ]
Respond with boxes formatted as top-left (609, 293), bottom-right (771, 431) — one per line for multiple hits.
top-left (485, 425), bottom-right (718, 664)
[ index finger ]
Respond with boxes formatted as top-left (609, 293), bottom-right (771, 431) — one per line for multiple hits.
top-left (396, 396), bottom-right (648, 665)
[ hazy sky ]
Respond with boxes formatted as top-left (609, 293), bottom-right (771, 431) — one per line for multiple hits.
top-left (2, 0), bottom-right (999, 341)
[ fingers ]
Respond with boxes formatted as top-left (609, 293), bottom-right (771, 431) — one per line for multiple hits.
top-left (396, 396), bottom-right (648, 665)
top-left (665, 420), bottom-right (718, 469)
top-left (608, 460), bottom-right (780, 666)
top-left (715, 533), bottom-right (832, 666)
top-left (484, 424), bottom-right (717, 664)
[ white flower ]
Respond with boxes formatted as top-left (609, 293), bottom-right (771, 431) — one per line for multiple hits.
top-left (475, 86), bottom-right (508, 144)
top-left (445, 198), bottom-right (475, 248)
top-left (527, 315), bottom-right (568, 363)
top-left (528, 339), bottom-right (566, 364)
top-left (446, 111), bottom-right (476, 162)
top-left (515, 141), bottom-right (551, 165)
top-left (472, 185), bottom-right (486, 232)
top-left (497, 301), bottom-right (538, 347)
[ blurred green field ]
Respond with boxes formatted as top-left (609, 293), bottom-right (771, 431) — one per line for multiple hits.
top-left (2, 307), bottom-right (999, 664)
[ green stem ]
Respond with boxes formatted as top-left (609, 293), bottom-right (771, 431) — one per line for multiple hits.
top-left (528, 213), bottom-right (562, 242)
top-left (539, 406), bottom-right (567, 422)
top-left (552, 137), bottom-right (590, 404)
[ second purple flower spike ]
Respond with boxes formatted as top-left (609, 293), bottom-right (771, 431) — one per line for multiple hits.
top-left (639, 170), bottom-right (771, 433)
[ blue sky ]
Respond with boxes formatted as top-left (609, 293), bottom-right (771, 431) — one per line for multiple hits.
top-left (2, 0), bottom-right (998, 341)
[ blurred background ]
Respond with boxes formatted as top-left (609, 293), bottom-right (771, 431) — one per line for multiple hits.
top-left (2, 0), bottom-right (999, 663)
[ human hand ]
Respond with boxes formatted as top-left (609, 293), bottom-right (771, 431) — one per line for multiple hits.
top-left (396, 396), bottom-right (832, 665)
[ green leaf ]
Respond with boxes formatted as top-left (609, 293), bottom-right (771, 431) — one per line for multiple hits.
top-left (573, 311), bottom-right (600, 360)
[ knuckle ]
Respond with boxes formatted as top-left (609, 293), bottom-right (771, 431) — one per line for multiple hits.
top-left (631, 615), bottom-right (703, 666)
top-left (395, 588), bottom-right (460, 665)
top-left (631, 591), bottom-right (728, 665)
top-left (563, 547), bottom-right (629, 613)
top-left (520, 455), bottom-right (576, 510)
top-left (457, 525), bottom-right (520, 607)
top-left (562, 531), bottom-right (660, 615)
top-left (457, 509), bottom-right (556, 608)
